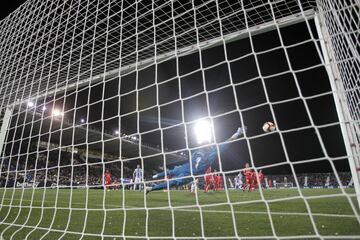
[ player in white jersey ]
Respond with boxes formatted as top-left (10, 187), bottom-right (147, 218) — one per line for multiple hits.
top-left (237, 172), bottom-right (243, 189)
top-left (190, 178), bottom-right (198, 194)
top-left (234, 176), bottom-right (240, 189)
top-left (133, 164), bottom-right (143, 191)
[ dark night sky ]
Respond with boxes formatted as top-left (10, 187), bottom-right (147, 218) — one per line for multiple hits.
top-left (3, 2), bottom-right (351, 175)
top-left (47, 21), bottom-right (349, 174)
top-left (0, 0), bottom-right (25, 20)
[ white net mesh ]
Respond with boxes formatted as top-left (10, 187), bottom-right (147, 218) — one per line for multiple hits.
top-left (0, 0), bottom-right (359, 239)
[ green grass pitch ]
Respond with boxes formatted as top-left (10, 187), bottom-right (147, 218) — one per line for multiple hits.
top-left (0, 188), bottom-right (359, 239)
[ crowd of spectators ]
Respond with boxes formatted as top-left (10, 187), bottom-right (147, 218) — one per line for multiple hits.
top-left (0, 148), bottom-right (135, 188)
top-left (0, 147), bottom-right (355, 189)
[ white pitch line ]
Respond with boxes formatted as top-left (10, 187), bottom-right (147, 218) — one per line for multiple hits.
top-left (168, 208), bottom-right (357, 219)
top-left (1, 197), bottom-right (357, 219)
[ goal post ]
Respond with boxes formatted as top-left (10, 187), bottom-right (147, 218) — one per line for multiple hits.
top-left (0, 107), bottom-right (13, 157)
top-left (313, 11), bottom-right (360, 207)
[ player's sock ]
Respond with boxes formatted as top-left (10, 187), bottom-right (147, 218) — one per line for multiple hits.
top-left (204, 184), bottom-right (209, 193)
top-left (145, 186), bottom-right (153, 194)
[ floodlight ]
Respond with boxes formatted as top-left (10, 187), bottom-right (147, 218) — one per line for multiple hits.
top-left (27, 101), bottom-right (34, 107)
top-left (194, 120), bottom-right (212, 144)
top-left (53, 109), bottom-right (64, 117)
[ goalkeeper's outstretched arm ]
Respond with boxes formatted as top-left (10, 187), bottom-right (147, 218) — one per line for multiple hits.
top-left (217, 126), bottom-right (247, 152)
top-left (227, 126), bottom-right (246, 142)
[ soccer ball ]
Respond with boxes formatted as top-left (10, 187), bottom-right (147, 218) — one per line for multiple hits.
top-left (262, 122), bottom-right (276, 132)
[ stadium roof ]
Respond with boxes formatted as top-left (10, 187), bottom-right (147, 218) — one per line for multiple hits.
top-left (14, 108), bottom-right (187, 166)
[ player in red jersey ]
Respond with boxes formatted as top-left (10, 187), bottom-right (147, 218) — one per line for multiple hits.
top-left (243, 163), bottom-right (254, 192)
top-left (268, 179), bottom-right (273, 188)
top-left (252, 170), bottom-right (264, 191)
top-left (257, 170), bottom-right (264, 189)
top-left (216, 172), bottom-right (223, 191)
top-left (104, 169), bottom-right (111, 191)
top-left (212, 169), bottom-right (219, 191)
top-left (252, 170), bottom-right (265, 191)
top-left (204, 166), bottom-right (213, 193)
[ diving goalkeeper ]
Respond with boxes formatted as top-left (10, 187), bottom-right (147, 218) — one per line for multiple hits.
top-left (146, 127), bottom-right (246, 193)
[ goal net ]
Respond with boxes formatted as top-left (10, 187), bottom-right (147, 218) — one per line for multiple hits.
top-left (0, 0), bottom-right (359, 239)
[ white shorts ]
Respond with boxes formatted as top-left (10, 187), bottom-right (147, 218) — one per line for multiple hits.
top-left (134, 177), bottom-right (142, 184)
top-left (190, 183), bottom-right (196, 193)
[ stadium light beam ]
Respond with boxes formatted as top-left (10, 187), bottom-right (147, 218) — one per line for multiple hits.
top-left (194, 120), bottom-right (212, 144)
top-left (53, 109), bottom-right (64, 117)
top-left (27, 101), bottom-right (34, 107)
top-left (80, 118), bottom-right (85, 123)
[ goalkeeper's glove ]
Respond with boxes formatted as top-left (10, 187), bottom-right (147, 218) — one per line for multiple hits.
top-left (231, 126), bottom-right (247, 139)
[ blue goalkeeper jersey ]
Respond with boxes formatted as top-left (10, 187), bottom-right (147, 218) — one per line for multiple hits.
top-left (190, 149), bottom-right (217, 175)
top-left (191, 142), bottom-right (231, 175)
top-left (163, 143), bottom-right (230, 178)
